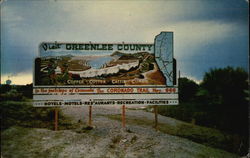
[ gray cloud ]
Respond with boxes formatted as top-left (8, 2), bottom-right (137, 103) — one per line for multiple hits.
top-left (1, 0), bottom-right (248, 84)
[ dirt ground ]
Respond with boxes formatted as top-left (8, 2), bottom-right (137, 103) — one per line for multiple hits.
top-left (1, 106), bottom-right (239, 158)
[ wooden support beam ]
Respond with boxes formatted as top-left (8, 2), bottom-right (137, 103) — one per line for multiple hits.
top-left (54, 108), bottom-right (58, 131)
top-left (154, 105), bottom-right (158, 130)
top-left (122, 105), bottom-right (126, 128)
top-left (88, 105), bottom-right (92, 127)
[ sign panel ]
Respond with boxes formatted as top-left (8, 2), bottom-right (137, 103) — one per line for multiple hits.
top-left (33, 32), bottom-right (178, 106)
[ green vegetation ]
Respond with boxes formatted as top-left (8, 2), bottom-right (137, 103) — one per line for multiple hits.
top-left (157, 67), bottom-right (249, 155)
top-left (0, 100), bottom-right (76, 131)
top-left (0, 84), bottom-right (32, 101)
top-left (0, 84), bottom-right (76, 131)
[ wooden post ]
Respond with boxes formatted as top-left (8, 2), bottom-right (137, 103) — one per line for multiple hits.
top-left (54, 108), bottom-right (58, 131)
top-left (88, 105), bottom-right (92, 127)
top-left (154, 105), bottom-right (158, 130)
top-left (122, 105), bottom-right (126, 128)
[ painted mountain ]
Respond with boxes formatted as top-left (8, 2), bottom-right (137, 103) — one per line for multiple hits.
top-left (35, 51), bottom-right (166, 86)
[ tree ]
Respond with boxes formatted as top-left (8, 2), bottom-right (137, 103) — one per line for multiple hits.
top-left (0, 84), bottom-right (11, 94)
top-left (178, 77), bottom-right (199, 103)
top-left (199, 67), bottom-right (248, 135)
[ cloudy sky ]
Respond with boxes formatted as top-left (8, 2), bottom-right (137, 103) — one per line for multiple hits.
top-left (1, 0), bottom-right (249, 85)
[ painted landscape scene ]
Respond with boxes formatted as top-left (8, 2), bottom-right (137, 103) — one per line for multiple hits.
top-left (34, 51), bottom-right (166, 86)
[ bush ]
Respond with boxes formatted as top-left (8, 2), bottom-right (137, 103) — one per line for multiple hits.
top-left (0, 101), bottom-right (72, 131)
top-left (158, 67), bottom-right (249, 155)
top-left (0, 90), bottom-right (24, 101)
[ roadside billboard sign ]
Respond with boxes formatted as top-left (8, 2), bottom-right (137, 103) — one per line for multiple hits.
top-left (33, 32), bottom-right (178, 106)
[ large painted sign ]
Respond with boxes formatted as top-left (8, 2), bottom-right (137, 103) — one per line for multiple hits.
top-left (33, 32), bottom-right (178, 106)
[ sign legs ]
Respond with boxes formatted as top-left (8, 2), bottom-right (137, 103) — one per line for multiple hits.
top-left (54, 108), bottom-right (58, 131)
top-left (122, 105), bottom-right (126, 128)
top-left (154, 105), bottom-right (158, 130)
top-left (88, 105), bottom-right (92, 127)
